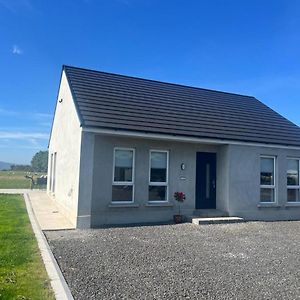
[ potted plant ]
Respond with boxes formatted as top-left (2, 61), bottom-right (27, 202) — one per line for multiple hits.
top-left (173, 191), bottom-right (186, 223)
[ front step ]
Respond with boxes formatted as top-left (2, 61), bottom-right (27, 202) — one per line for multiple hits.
top-left (193, 209), bottom-right (229, 218)
top-left (191, 216), bottom-right (244, 225)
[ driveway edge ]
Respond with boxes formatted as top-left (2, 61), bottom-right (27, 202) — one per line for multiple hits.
top-left (24, 193), bottom-right (74, 300)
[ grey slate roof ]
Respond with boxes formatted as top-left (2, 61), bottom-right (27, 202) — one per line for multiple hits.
top-left (64, 65), bottom-right (300, 147)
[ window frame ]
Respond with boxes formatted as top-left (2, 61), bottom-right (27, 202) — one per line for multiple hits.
top-left (51, 152), bottom-right (57, 194)
top-left (49, 153), bottom-right (53, 192)
top-left (112, 147), bottom-right (135, 203)
top-left (148, 149), bottom-right (169, 203)
top-left (260, 155), bottom-right (276, 204)
top-left (287, 158), bottom-right (300, 203)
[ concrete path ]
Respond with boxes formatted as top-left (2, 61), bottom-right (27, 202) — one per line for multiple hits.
top-left (28, 191), bottom-right (75, 230)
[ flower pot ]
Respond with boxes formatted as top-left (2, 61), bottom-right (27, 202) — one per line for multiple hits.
top-left (173, 214), bottom-right (183, 224)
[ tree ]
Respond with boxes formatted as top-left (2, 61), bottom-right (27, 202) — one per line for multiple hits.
top-left (10, 164), bottom-right (32, 171)
top-left (31, 151), bottom-right (48, 172)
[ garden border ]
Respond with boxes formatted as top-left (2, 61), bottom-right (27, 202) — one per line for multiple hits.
top-left (24, 192), bottom-right (74, 300)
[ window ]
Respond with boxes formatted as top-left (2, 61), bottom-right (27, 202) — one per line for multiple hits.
top-left (149, 150), bottom-right (168, 202)
top-left (112, 148), bottom-right (135, 202)
top-left (287, 159), bottom-right (300, 203)
top-left (49, 153), bottom-right (53, 192)
top-left (50, 152), bottom-right (57, 193)
top-left (260, 156), bottom-right (276, 203)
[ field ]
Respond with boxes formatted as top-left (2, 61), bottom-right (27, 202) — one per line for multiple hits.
top-left (0, 194), bottom-right (54, 299)
top-left (0, 171), bottom-right (47, 189)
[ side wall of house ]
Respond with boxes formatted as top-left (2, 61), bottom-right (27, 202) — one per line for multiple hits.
top-left (88, 134), bottom-right (229, 227)
top-left (227, 144), bottom-right (300, 220)
top-left (47, 70), bottom-right (82, 226)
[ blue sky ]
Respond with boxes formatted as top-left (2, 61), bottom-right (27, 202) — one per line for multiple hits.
top-left (1, 0), bottom-right (300, 164)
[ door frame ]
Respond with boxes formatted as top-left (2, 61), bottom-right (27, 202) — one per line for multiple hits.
top-left (195, 152), bottom-right (217, 209)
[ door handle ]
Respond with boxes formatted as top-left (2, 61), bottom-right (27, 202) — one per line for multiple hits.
top-left (212, 180), bottom-right (216, 189)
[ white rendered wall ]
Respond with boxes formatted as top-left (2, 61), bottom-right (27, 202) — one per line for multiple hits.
top-left (47, 70), bottom-right (82, 226)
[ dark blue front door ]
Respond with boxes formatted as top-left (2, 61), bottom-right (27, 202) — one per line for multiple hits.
top-left (196, 152), bottom-right (216, 209)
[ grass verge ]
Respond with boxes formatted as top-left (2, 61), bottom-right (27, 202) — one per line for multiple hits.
top-left (0, 194), bottom-right (54, 300)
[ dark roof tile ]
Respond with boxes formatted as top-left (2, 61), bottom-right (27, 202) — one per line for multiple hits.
top-left (64, 65), bottom-right (300, 147)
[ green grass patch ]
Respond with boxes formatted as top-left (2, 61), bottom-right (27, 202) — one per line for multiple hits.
top-left (0, 171), bottom-right (46, 189)
top-left (0, 194), bottom-right (54, 300)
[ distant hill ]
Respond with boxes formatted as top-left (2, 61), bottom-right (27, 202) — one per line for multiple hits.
top-left (0, 161), bottom-right (12, 170)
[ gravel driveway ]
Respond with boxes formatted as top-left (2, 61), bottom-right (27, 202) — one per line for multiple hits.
top-left (45, 222), bottom-right (300, 300)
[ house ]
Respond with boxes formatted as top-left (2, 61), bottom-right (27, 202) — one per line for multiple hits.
top-left (48, 65), bottom-right (300, 228)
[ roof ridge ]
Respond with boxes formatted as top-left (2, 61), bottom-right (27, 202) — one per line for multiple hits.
top-left (63, 64), bottom-right (255, 99)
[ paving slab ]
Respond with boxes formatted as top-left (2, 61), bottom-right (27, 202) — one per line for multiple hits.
top-left (27, 191), bottom-right (75, 230)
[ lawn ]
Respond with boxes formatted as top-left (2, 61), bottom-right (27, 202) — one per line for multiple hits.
top-left (0, 194), bottom-right (54, 300)
top-left (0, 171), bottom-right (46, 189)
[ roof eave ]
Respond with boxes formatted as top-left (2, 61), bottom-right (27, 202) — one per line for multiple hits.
top-left (80, 126), bottom-right (300, 150)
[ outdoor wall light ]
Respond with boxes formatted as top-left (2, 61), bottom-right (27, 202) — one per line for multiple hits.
top-left (59, 98), bottom-right (63, 103)
top-left (181, 163), bottom-right (185, 170)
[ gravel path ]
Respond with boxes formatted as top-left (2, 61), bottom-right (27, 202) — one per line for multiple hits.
top-left (45, 222), bottom-right (300, 300)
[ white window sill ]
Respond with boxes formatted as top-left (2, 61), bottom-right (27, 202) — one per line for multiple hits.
top-left (285, 203), bottom-right (300, 207)
top-left (257, 203), bottom-right (281, 208)
top-left (145, 202), bottom-right (173, 207)
top-left (108, 203), bottom-right (139, 208)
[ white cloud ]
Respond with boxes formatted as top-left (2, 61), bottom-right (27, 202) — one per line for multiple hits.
top-left (0, 141), bottom-right (45, 150)
top-left (39, 122), bottom-right (52, 127)
top-left (0, 131), bottom-right (49, 140)
top-left (33, 112), bottom-right (52, 118)
top-left (0, 0), bottom-right (33, 13)
top-left (28, 138), bottom-right (39, 145)
top-left (12, 45), bottom-right (22, 55)
top-left (0, 108), bottom-right (19, 116)
top-left (0, 108), bottom-right (52, 119)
